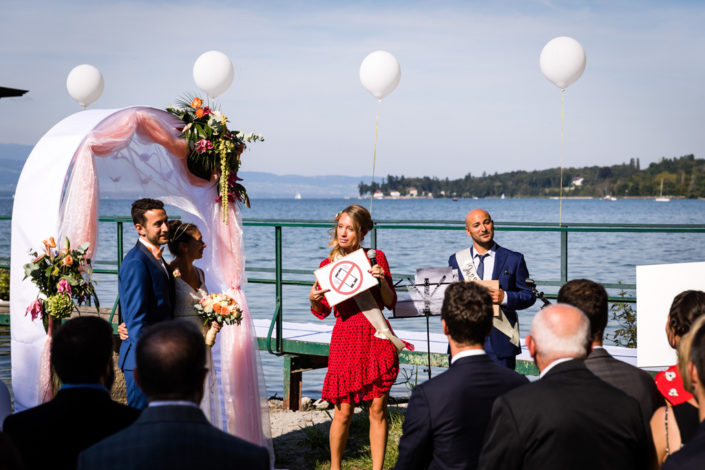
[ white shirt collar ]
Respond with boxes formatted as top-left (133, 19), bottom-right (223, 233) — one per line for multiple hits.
top-left (138, 237), bottom-right (160, 252)
top-left (148, 400), bottom-right (199, 408)
top-left (471, 243), bottom-right (497, 258)
top-left (539, 357), bottom-right (574, 379)
top-left (451, 348), bottom-right (486, 364)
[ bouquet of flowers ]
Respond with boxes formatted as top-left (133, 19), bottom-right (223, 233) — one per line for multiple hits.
top-left (166, 96), bottom-right (263, 224)
top-left (23, 237), bottom-right (100, 333)
top-left (194, 292), bottom-right (243, 347)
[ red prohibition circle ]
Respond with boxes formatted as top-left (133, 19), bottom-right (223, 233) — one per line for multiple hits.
top-left (328, 260), bottom-right (363, 296)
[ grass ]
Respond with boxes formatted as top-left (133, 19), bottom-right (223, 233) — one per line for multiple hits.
top-left (296, 404), bottom-right (407, 470)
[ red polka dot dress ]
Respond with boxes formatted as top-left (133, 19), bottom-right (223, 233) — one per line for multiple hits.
top-left (311, 249), bottom-right (399, 404)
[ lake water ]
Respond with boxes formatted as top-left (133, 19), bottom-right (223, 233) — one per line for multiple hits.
top-left (2, 196), bottom-right (705, 400)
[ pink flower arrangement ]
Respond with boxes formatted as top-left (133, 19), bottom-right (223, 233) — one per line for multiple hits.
top-left (166, 95), bottom-right (263, 224)
top-left (24, 236), bottom-right (99, 331)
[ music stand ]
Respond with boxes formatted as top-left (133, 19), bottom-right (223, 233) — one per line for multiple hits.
top-left (393, 267), bottom-right (458, 379)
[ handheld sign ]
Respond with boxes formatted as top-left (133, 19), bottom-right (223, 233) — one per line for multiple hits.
top-left (314, 248), bottom-right (378, 307)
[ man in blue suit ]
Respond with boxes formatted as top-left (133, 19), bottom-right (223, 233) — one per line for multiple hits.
top-left (448, 209), bottom-right (535, 369)
top-left (118, 198), bottom-right (174, 408)
top-left (395, 282), bottom-right (528, 470)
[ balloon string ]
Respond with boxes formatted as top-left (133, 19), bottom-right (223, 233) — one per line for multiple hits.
top-left (369, 99), bottom-right (381, 216)
top-left (559, 88), bottom-right (565, 226)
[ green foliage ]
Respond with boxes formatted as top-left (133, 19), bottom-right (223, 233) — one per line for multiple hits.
top-left (396, 365), bottom-right (420, 399)
top-left (0, 268), bottom-right (8, 301)
top-left (359, 154), bottom-right (705, 199)
top-left (607, 283), bottom-right (637, 348)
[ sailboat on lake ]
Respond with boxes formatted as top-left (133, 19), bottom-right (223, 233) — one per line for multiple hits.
top-left (655, 179), bottom-right (670, 202)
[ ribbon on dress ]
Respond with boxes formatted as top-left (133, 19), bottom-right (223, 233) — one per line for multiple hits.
top-left (454, 248), bottom-right (520, 347)
top-left (354, 290), bottom-right (413, 353)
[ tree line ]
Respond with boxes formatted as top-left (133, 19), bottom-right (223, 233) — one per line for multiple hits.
top-left (358, 154), bottom-right (705, 198)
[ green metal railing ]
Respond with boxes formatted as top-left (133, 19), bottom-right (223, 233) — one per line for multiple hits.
top-left (2, 216), bottom-right (705, 357)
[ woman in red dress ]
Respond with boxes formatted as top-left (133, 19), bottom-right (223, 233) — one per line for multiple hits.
top-left (309, 204), bottom-right (399, 470)
top-left (650, 289), bottom-right (705, 463)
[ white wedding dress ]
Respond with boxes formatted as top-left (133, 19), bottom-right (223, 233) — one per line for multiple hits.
top-left (173, 268), bottom-right (223, 429)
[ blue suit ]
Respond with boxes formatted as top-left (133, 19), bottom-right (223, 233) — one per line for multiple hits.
top-left (118, 242), bottom-right (174, 408)
top-left (448, 244), bottom-right (535, 367)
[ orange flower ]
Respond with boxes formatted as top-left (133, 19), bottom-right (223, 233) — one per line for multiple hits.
top-left (61, 255), bottom-right (73, 267)
top-left (195, 108), bottom-right (205, 118)
top-left (190, 97), bottom-right (203, 109)
top-left (213, 302), bottom-right (222, 314)
top-left (44, 237), bottom-right (56, 249)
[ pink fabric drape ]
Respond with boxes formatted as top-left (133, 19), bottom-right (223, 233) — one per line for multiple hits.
top-left (59, 107), bottom-right (191, 257)
top-left (50, 107), bottom-right (271, 457)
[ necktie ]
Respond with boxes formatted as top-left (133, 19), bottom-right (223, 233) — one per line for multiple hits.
top-left (150, 245), bottom-right (164, 260)
top-left (476, 253), bottom-right (489, 280)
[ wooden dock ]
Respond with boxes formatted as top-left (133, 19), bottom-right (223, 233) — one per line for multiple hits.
top-left (1, 306), bottom-right (639, 411)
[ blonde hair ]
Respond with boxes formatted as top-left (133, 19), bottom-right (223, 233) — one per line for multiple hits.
top-left (328, 205), bottom-right (374, 260)
top-left (679, 315), bottom-right (705, 392)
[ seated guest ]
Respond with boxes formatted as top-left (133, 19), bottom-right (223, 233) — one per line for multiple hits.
top-left (478, 304), bottom-right (653, 470)
top-left (558, 279), bottom-right (663, 426)
top-left (3, 317), bottom-right (139, 470)
top-left (662, 316), bottom-right (705, 469)
top-left (395, 282), bottom-right (528, 470)
top-left (78, 320), bottom-right (270, 470)
top-left (652, 290), bottom-right (705, 464)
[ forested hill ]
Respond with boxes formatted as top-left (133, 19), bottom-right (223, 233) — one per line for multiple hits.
top-left (359, 154), bottom-right (705, 199)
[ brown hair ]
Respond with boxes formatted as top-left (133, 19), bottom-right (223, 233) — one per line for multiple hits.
top-left (328, 204), bottom-right (374, 260)
top-left (167, 220), bottom-right (199, 256)
top-left (441, 282), bottom-right (493, 346)
top-left (668, 290), bottom-right (705, 339)
top-left (131, 198), bottom-right (164, 226)
top-left (557, 279), bottom-right (608, 343)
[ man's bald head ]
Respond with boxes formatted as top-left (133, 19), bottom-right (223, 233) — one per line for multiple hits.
top-left (465, 209), bottom-right (494, 251)
top-left (529, 304), bottom-right (591, 368)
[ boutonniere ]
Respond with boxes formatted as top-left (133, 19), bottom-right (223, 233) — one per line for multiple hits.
top-left (172, 268), bottom-right (181, 278)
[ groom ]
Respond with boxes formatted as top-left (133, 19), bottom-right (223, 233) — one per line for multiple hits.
top-left (118, 198), bottom-right (175, 408)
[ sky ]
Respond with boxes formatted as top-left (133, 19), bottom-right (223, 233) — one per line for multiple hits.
top-left (1, 0), bottom-right (704, 178)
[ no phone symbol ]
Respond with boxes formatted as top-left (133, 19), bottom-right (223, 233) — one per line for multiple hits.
top-left (329, 261), bottom-right (363, 296)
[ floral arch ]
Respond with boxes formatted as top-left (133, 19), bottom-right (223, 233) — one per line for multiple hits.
top-left (9, 106), bottom-right (270, 449)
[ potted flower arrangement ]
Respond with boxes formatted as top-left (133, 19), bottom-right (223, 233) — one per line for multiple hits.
top-left (194, 292), bottom-right (243, 347)
top-left (23, 236), bottom-right (100, 334)
top-left (167, 96), bottom-right (263, 224)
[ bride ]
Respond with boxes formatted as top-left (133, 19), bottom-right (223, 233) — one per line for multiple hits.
top-left (166, 220), bottom-right (222, 425)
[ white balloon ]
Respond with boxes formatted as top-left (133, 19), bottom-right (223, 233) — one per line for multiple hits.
top-left (66, 64), bottom-right (104, 108)
top-left (539, 37), bottom-right (586, 89)
top-left (359, 50), bottom-right (401, 100)
top-left (193, 50), bottom-right (234, 99)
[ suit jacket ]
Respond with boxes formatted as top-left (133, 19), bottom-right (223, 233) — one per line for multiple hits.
top-left (477, 359), bottom-right (653, 470)
top-left (585, 347), bottom-right (663, 427)
top-left (118, 242), bottom-right (174, 370)
top-left (448, 244), bottom-right (535, 357)
top-left (3, 387), bottom-right (139, 470)
top-left (77, 405), bottom-right (270, 470)
top-left (395, 354), bottom-right (528, 470)
top-left (661, 419), bottom-right (705, 470)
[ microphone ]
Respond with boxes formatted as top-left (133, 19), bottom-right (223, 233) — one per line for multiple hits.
top-left (525, 278), bottom-right (551, 308)
top-left (367, 249), bottom-right (377, 267)
top-left (525, 278), bottom-right (536, 289)
top-left (367, 249), bottom-right (381, 286)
